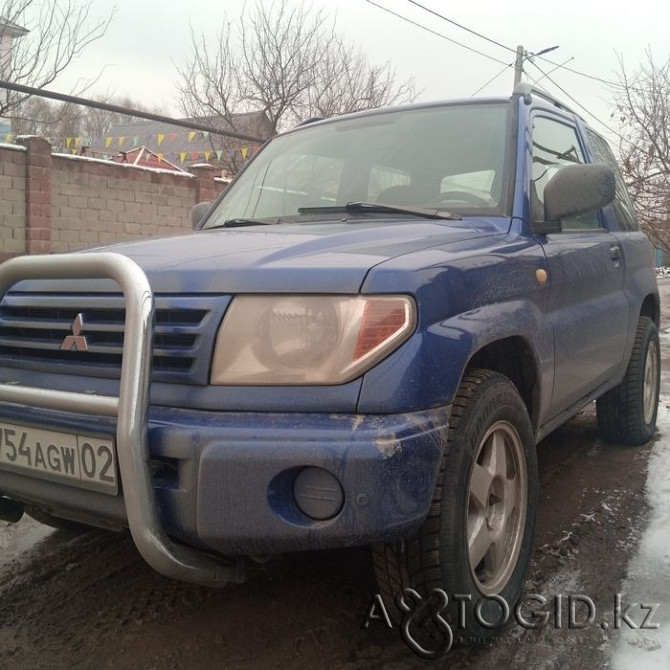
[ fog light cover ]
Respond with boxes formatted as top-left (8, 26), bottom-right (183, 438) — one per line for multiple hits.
top-left (293, 467), bottom-right (344, 520)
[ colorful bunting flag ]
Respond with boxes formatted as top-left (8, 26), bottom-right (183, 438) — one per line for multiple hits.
top-left (179, 153), bottom-right (186, 163)
top-left (168, 133), bottom-right (177, 142)
top-left (157, 133), bottom-right (165, 146)
top-left (133, 136), bottom-right (139, 146)
top-left (66, 138), bottom-right (72, 148)
top-left (216, 150), bottom-right (223, 160)
top-left (204, 151), bottom-right (211, 161)
top-left (188, 131), bottom-right (197, 142)
top-left (118, 137), bottom-right (126, 147)
top-left (105, 137), bottom-right (112, 148)
top-left (241, 147), bottom-right (249, 159)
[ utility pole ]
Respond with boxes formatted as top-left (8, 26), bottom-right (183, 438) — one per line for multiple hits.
top-left (514, 45), bottom-right (525, 86)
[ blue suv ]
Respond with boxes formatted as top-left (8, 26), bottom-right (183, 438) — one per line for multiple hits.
top-left (0, 84), bottom-right (659, 639)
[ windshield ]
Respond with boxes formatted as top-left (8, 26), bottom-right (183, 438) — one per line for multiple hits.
top-left (203, 102), bottom-right (512, 228)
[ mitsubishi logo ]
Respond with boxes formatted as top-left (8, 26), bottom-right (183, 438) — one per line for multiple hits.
top-left (60, 313), bottom-right (89, 352)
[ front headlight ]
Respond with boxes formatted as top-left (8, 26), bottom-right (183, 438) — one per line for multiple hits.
top-left (210, 295), bottom-right (416, 385)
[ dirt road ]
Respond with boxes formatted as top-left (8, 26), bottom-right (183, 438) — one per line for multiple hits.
top-left (1, 282), bottom-right (669, 669)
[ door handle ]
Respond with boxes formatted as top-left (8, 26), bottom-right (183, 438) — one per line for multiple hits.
top-left (610, 246), bottom-right (621, 261)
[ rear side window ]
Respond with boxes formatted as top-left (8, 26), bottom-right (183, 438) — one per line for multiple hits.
top-left (585, 130), bottom-right (639, 232)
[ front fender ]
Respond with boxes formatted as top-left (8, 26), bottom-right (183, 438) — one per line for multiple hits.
top-left (357, 299), bottom-right (553, 417)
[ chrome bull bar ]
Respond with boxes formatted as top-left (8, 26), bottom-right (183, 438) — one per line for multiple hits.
top-left (0, 252), bottom-right (245, 587)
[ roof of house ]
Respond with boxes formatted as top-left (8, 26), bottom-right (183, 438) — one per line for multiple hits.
top-left (110, 146), bottom-right (185, 172)
top-left (89, 111), bottom-right (273, 162)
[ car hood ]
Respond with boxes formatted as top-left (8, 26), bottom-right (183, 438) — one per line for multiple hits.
top-left (13, 218), bottom-right (504, 294)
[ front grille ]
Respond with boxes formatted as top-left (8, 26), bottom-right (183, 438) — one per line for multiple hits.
top-left (0, 293), bottom-right (230, 384)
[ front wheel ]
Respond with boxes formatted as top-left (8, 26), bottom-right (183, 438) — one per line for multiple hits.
top-left (372, 369), bottom-right (538, 641)
top-left (597, 316), bottom-right (660, 446)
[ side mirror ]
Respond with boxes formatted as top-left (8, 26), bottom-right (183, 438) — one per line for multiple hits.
top-left (192, 201), bottom-right (212, 229)
top-left (536, 164), bottom-right (615, 233)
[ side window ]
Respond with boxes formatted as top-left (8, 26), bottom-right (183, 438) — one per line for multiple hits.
top-left (586, 129), bottom-right (639, 231)
top-left (532, 116), bottom-right (600, 231)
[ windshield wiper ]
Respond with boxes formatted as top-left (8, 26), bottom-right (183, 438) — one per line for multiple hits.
top-left (210, 218), bottom-right (278, 229)
top-left (298, 202), bottom-right (461, 220)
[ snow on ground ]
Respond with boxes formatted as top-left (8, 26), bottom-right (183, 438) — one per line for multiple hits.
top-left (611, 396), bottom-right (670, 669)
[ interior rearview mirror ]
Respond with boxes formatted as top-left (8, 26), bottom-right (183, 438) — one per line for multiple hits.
top-left (192, 201), bottom-right (213, 229)
top-left (534, 164), bottom-right (616, 234)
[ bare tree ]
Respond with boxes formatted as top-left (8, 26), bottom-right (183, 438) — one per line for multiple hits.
top-left (306, 36), bottom-right (417, 119)
top-left (615, 51), bottom-right (670, 250)
top-left (0, 0), bottom-right (113, 117)
top-left (11, 95), bottom-right (163, 153)
top-left (176, 0), bottom-right (417, 143)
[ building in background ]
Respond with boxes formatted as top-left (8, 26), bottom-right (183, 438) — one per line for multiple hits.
top-left (88, 111), bottom-right (273, 176)
top-left (0, 17), bottom-right (28, 136)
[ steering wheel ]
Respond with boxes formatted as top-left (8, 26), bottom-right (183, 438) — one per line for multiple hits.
top-left (424, 191), bottom-right (492, 208)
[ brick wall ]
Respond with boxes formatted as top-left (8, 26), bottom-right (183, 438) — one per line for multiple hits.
top-left (0, 138), bottom-right (227, 257)
top-left (0, 144), bottom-right (26, 260)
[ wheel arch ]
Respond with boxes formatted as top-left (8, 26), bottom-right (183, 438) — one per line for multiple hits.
top-left (465, 336), bottom-right (541, 432)
top-left (640, 293), bottom-right (660, 327)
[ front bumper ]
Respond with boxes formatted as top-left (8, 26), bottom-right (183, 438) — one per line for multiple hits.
top-left (0, 402), bottom-right (448, 555)
top-left (0, 252), bottom-right (448, 586)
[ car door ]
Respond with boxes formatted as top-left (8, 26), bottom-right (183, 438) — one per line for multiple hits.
top-left (584, 128), bottom-right (655, 339)
top-left (531, 113), bottom-right (629, 417)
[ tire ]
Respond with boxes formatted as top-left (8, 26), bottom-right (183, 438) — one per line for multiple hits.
top-left (26, 506), bottom-right (92, 534)
top-left (597, 316), bottom-right (660, 446)
top-left (372, 369), bottom-right (538, 642)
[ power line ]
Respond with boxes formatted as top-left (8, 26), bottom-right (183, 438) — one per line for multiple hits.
top-left (527, 57), bottom-right (575, 88)
top-left (0, 80), bottom-right (268, 143)
top-left (363, 0), bottom-right (511, 68)
top-left (526, 61), bottom-right (633, 147)
top-left (471, 63), bottom-right (514, 96)
top-left (398, 0), bottom-right (652, 95)
top-left (403, 0), bottom-right (516, 55)
top-left (535, 55), bottom-right (622, 89)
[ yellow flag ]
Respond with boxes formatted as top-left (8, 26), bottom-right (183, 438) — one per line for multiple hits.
top-left (157, 153), bottom-right (164, 162)
top-left (74, 137), bottom-right (81, 146)
top-left (66, 138), bottom-right (72, 148)
top-left (241, 146), bottom-right (249, 159)
top-left (3, 133), bottom-right (12, 142)
top-left (179, 153), bottom-right (186, 163)
top-left (188, 131), bottom-right (197, 142)
top-left (118, 137), bottom-right (126, 147)
top-left (71, 149), bottom-right (77, 155)
top-left (105, 137), bottom-right (112, 148)
top-left (157, 134), bottom-right (165, 145)
top-left (204, 151), bottom-right (211, 161)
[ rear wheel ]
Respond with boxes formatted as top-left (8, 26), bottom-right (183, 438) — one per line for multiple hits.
top-left (372, 369), bottom-right (538, 641)
top-left (597, 316), bottom-right (660, 445)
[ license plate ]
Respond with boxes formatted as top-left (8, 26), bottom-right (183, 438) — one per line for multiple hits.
top-left (0, 421), bottom-right (117, 494)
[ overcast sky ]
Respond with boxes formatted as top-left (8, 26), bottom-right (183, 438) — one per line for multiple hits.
top-left (39, 0), bottom-right (670, 142)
